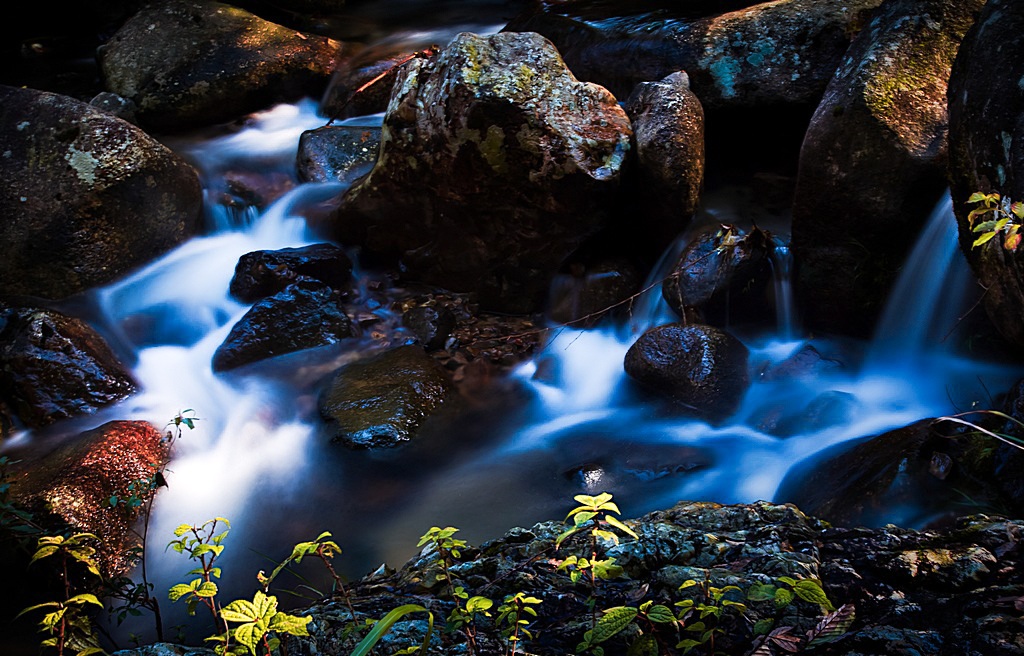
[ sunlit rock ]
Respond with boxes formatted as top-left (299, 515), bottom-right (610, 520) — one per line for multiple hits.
top-left (318, 345), bottom-right (456, 448)
top-left (662, 225), bottom-right (773, 326)
top-left (623, 323), bottom-right (749, 421)
top-left (623, 71), bottom-right (705, 247)
top-left (98, 0), bottom-right (343, 131)
top-left (503, 0), bottom-right (883, 106)
top-left (213, 283), bottom-right (354, 371)
top-left (0, 304), bottom-right (136, 430)
top-left (792, 0), bottom-right (985, 336)
top-left (0, 85), bottom-right (202, 299)
top-left (948, 0), bottom-right (1024, 350)
top-left (332, 31), bottom-right (632, 313)
top-left (296, 126), bottom-right (381, 184)
top-left (229, 243), bottom-right (354, 303)
top-left (9, 420), bottom-right (170, 576)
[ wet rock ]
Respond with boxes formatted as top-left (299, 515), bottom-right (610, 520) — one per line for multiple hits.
top-left (88, 91), bottom-right (137, 123)
top-left (296, 126), bottom-right (381, 184)
top-left (662, 225), bottom-right (773, 326)
top-left (623, 323), bottom-right (750, 421)
top-left (623, 71), bottom-right (705, 245)
top-left (547, 257), bottom-right (643, 326)
top-left (793, 0), bottom-right (984, 336)
top-left (229, 244), bottom-right (354, 304)
top-left (504, 0), bottom-right (883, 107)
top-left (758, 343), bottom-right (844, 382)
top-left (948, 0), bottom-right (1024, 350)
top-left (777, 417), bottom-right (1022, 528)
top-left (212, 284), bottom-right (354, 371)
top-left (9, 420), bottom-right (169, 576)
top-left (758, 390), bottom-right (860, 437)
top-left (97, 0), bottom-right (342, 131)
top-left (320, 49), bottom-right (432, 121)
top-left (402, 305), bottom-right (456, 351)
top-left (0, 305), bottom-right (136, 429)
top-left (0, 85), bottom-right (202, 299)
top-left (318, 345), bottom-right (456, 449)
top-left (220, 170), bottom-right (295, 213)
top-left (288, 500), bottom-right (1024, 656)
top-left (331, 31), bottom-right (632, 314)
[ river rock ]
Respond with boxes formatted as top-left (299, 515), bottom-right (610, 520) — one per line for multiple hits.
top-left (97, 0), bottom-right (342, 131)
top-left (0, 305), bottom-right (136, 429)
top-left (296, 126), bottom-right (381, 184)
top-left (286, 499), bottom-right (1024, 655)
top-left (948, 0), bottom-right (1024, 349)
top-left (547, 257), bottom-right (643, 326)
top-left (402, 305), bottom-right (456, 351)
top-left (777, 416), bottom-right (1024, 528)
top-left (624, 323), bottom-right (749, 421)
top-left (662, 225), bottom-right (773, 326)
top-left (212, 284), bottom-right (354, 371)
top-left (228, 243), bottom-right (354, 303)
top-left (623, 71), bottom-right (705, 246)
top-left (318, 345), bottom-right (456, 449)
top-left (320, 48), bottom-right (432, 121)
top-left (504, 0), bottom-right (884, 107)
top-left (9, 420), bottom-right (170, 576)
top-left (0, 85), bottom-right (202, 299)
top-left (792, 0), bottom-right (985, 336)
top-left (331, 31), bottom-right (632, 314)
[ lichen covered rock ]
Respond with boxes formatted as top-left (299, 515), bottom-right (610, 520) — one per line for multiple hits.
top-left (98, 0), bottom-right (342, 131)
top-left (0, 85), bottom-right (202, 299)
top-left (332, 31), bottom-right (632, 313)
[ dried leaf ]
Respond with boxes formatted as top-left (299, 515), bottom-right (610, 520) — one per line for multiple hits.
top-left (806, 603), bottom-right (855, 647)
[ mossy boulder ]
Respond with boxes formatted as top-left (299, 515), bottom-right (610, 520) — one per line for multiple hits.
top-left (318, 345), bottom-right (457, 449)
top-left (331, 31), bottom-right (632, 314)
top-left (792, 0), bottom-right (985, 336)
top-left (948, 0), bottom-right (1024, 350)
top-left (98, 0), bottom-right (342, 131)
top-left (0, 85), bottom-right (202, 299)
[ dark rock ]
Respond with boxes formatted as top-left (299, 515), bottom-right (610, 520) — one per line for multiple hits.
top-left (402, 305), bottom-right (456, 351)
top-left (9, 420), bottom-right (169, 576)
top-left (88, 91), bottom-right (137, 123)
top-left (318, 345), bottom-right (456, 448)
top-left (547, 257), bottom-right (643, 326)
top-left (792, 0), bottom-right (984, 336)
top-left (0, 305), bottom-right (136, 429)
top-left (503, 0), bottom-right (883, 107)
top-left (758, 343), bottom-right (844, 382)
top-left (623, 323), bottom-right (750, 421)
top-left (229, 244), bottom-right (354, 304)
top-left (212, 284), bottom-right (354, 371)
top-left (948, 0), bottom-right (1024, 349)
top-left (97, 0), bottom-right (342, 131)
top-left (221, 170), bottom-right (295, 213)
top-left (623, 71), bottom-right (705, 246)
top-left (662, 225), bottom-right (773, 326)
top-left (758, 390), bottom-right (860, 437)
top-left (0, 85), bottom-right (202, 299)
top-left (320, 49), bottom-right (431, 121)
top-left (331, 31), bottom-right (632, 314)
top-left (296, 126), bottom-right (381, 184)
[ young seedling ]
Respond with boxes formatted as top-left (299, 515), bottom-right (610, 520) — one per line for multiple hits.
top-left (417, 526), bottom-right (492, 654)
top-left (495, 592), bottom-right (542, 656)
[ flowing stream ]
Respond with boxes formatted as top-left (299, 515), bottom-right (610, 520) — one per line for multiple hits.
top-left (6, 24), bottom-right (1023, 649)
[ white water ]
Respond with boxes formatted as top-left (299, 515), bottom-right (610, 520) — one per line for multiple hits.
top-left (6, 98), bottom-right (1021, 646)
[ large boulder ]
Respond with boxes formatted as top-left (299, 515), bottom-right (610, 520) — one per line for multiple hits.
top-left (624, 323), bottom-right (750, 421)
top-left (318, 345), bottom-right (457, 449)
top-left (9, 421), bottom-right (170, 576)
top-left (503, 0), bottom-right (884, 107)
top-left (212, 284), bottom-right (354, 371)
top-left (0, 305), bottom-right (136, 430)
top-left (622, 71), bottom-right (705, 247)
top-left (98, 0), bottom-right (342, 131)
top-left (792, 0), bottom-right (985, 336)
top-left (331, 31), bottom-right (632, 313)
top-left (228, 243), bottom-right (354, 304)
top-left (0, 85), bottom-right (202, 299)
top-left (948, 0), bottom-right (1024, 349)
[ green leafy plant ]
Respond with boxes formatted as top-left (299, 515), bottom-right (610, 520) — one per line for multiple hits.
top-left (966, 191), bottom-right (1024, 250)
top-left (168, 517), bottom-right (230, 635)
top-left (18, 533), bottom-right (105, 656)
top-left (212, 589), bottom-right (311, 656)
top-left (495, 592), bottom-right (542, 656)
top-left (576, 600), bottom-right (677, 656)
top-left (417, 526), bottom-right (491, 654)
top-left (674, 577), bottom-right (746, 654)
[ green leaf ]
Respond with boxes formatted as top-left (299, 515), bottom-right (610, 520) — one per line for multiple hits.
top-left (604, 515), bottom-right (638, 539)
top-left (66, 593), bottom-right (103, 609)
top-left (792, 579), bottom-right (834, 611)
top-left (592, 606), bottom-right (638, 644)
top-left (233, 621), bottom-right (260, 654)
top-left (973, 231), bottom-right (998, 248)
top-left (221, 600), bottom-right (258, 623)
top-left (645, 604), bottom-right (676, 624)
top-left (773, 588), bottom-right (794, 608)
top-left (466, 596), bottom-right (493, 613)
top-left (973, 219), bottom-right (998, 233)
top-left (349, 604), bottom-right (433, 656)
top-left (968, 192), bottom-right (990, 203)
top-left (268, 612), bottom-right (312, 636)
top-left (195, 581), bottom-right (219, 598)
top-left (747, 582), bottom-right (777, 601)
top-left (679, 580), bottom-right (698, 590)
top-left (169, 584), bottom-right (194, 602)
top-left (555, 527), bottom-right (578, 548)
top-left (753, 618), bottom-right (774, 635)
top-left (572, 510), bottom-right (598, 526)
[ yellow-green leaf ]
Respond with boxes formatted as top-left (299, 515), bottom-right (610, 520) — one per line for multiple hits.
top-left (973, 231), bottom-right (997, 248)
